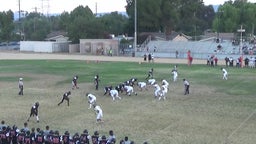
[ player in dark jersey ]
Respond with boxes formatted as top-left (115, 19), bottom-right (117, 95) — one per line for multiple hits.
top-left (51, 131), bottom-right (61, 144)
top-left (27, 102), bottom-right (40, 123)
top-left (35, 130), bottom-right (44, 144)
top-left (94, 74), bottom-right (100, 90)
top-left (24, 131), bottom-right (32, 144)
top-left (91, 131), bottom-right (99, 144)
top-left (57, 91), bottom-right (71, 106)
top-left (145, 68), bottom-right (153, 80)
top-left (79, 129), bottom-right (90, 144)
top-left (72, 75), bottom-right (79, 89)
top-left (103, 86), bottom-right (112, 95)
top-left (9, 125), bottom-right (18, 144)
top-left (115, 83), bottom-right (124, 93)
top-left (62, 131), bottom-right (70, 144)
top-left (129, 77), bottom-right (138, 87)
top-left (0, 126), bottom-right (8, 144)
top-left (98, 135), bottom-right (107, 144)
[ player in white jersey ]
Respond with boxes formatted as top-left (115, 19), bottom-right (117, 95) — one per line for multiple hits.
top-left (147, 79), bottom-right (156, 85)
top-left (162, 79), bottom-right (169, 87)
top-left (137, 82), bottom-right (147, 91)
top-left (221, 67), bottom-right (228, 80)
top-left (153, 83), bottom-right (161, 98)
top-left (159, 84), bottom-right (168, 100)
top-left (171, 70), bottom-right (178, 82)
top-left (93, 104), bottom-right (103, 123)
top-left (124, 85), bottom-right (137, 96)
top-left (86, 93), bottom-right (97, 109)
top-left (109, 89), bottom-right (122, 101)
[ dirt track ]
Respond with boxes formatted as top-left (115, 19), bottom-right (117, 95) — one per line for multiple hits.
top-left (0, 51), bottom-right (225, 65)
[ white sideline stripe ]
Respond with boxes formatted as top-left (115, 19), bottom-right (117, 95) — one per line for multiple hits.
top-left (224, 108), bottom-right (256, 144)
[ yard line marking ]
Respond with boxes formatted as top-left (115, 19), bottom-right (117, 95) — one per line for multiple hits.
top-left (224, 108), bottom-right (256, 144)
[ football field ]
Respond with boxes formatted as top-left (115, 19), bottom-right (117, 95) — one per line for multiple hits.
top-left (0, 52), bottom-right (256, 144)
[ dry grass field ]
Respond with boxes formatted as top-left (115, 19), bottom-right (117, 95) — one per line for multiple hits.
top-left (0, 52), bottom-right (256, 144)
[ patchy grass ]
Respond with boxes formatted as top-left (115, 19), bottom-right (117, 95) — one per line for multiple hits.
top-left (0, 60), bottom-right (256, 144)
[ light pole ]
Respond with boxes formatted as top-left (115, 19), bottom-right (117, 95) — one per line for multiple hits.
top-left (217, 10), bottom-right (223, 43)
top-left (237, 25), bottom-right (245, 54)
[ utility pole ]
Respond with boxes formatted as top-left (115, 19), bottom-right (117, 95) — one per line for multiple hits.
top-left (134, 0), bottom-right (137, 56)
top-left (18, 0), bottom-right (22, 40)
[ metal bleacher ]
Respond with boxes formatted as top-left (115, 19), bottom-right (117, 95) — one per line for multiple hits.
top-left (136, 40), bottom-right (241, 59)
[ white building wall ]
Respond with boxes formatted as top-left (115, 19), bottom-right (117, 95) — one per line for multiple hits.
top-left (20, 41), bottom-right (54, 52)
top-left (20, 41), bottom-right (70, 53)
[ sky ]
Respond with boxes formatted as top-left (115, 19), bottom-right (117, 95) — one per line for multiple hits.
top-left (0, 0), bottom-right (255, 14)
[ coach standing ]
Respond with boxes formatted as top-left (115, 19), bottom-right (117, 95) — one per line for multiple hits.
top-left (18, 77), bottom-right (24, 95)
top-left (183, 79), bottom-right (190, 95)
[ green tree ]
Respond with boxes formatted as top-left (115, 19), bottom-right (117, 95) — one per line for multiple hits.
top-left (0, 10), bottom-right (14, 42)
top-left (99, 11), bottom-right (128, 36)
top-left (21, 12), bottom-right (50, 40)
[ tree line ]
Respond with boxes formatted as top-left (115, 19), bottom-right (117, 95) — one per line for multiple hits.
top-left (0, 0), bottom-right (255, 44)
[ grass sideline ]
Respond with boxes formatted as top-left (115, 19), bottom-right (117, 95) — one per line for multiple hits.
top-left (0, 59), bottom-right (256, 144)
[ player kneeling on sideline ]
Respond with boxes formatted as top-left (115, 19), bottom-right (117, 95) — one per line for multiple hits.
top-left (58, 91), bottom-right (71, 106)
top-left (27, 102), bottom-right (40, 123)
top-left (86, 93), bottom-right (97, 109)
top-left (109, 89), bottom-right (121, 101)
top-left (93, 104), bottom-right (103, 123)
top-left (124, 85), bottom-right (137, 96)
